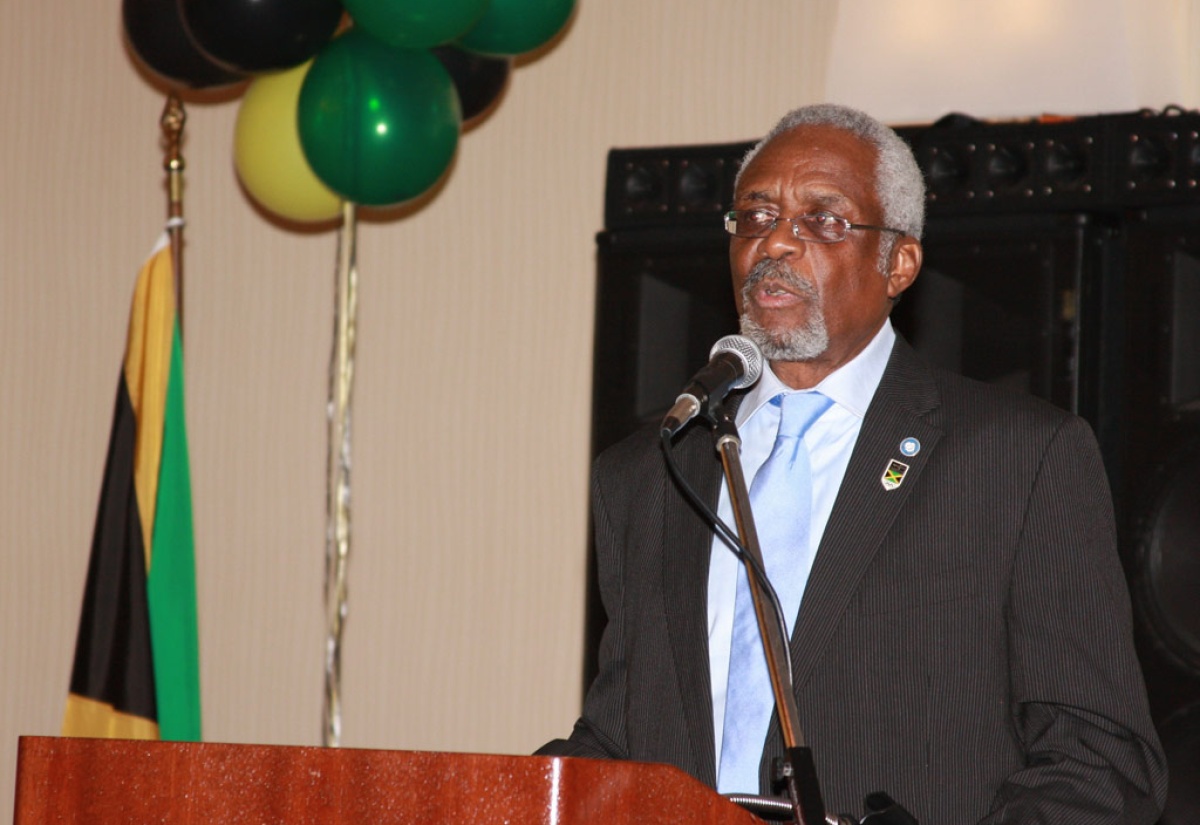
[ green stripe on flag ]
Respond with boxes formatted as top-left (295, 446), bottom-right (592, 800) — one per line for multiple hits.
top-left (146, 320), bottom-right (201, 742)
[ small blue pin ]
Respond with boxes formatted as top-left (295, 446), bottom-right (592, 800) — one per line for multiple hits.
top-left (900, 437), bottom-right (920, 457)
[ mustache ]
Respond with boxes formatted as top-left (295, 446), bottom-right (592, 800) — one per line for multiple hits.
top-left (742, 259), bottom-right (819, 301)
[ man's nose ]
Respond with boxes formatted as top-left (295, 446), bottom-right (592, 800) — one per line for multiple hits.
top-left (758, 217), bottom-right (806, 259)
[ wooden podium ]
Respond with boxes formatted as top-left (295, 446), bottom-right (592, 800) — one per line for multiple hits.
top-left (13, 736), bottom-right (763, 824)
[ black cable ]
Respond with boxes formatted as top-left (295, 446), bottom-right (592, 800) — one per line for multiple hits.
top-left (659, 429), bottom-right (797, 686)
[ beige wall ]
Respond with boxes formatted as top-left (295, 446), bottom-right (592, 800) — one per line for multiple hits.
top-left (828, 0), bottom-right (1200, 123)
top-left (2, 0), bottom-right (1196, 817)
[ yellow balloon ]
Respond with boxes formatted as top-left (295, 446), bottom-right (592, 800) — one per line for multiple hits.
top-left (234, 61), bottom-right (342, 223)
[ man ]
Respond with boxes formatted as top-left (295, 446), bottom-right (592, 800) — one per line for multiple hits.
top-left (539, 104), bottom-right (1167, 824)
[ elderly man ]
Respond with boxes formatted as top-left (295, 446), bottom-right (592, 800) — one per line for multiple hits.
top-left (540, 103), bottom-right (1167, 824)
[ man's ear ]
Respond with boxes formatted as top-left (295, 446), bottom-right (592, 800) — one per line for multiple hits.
top-left (886, 236), bottom-right (922, 299)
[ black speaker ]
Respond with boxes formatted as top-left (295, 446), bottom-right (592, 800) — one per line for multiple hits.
top-left (892, 212), bottom-right (1113, 419)
top-left (1120, 207), bottom-right (1200, 738)
top-left (584, 224), bottom-right (738, 685)
top-left (591, 225), bottom-right (736, 459)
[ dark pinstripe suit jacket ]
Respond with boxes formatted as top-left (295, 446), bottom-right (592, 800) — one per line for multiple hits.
top-left (539, 337), bottom-right (1167, 824)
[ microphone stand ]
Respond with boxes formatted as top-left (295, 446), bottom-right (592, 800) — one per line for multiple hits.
top-left (710, 406), bottom-right (829, 825)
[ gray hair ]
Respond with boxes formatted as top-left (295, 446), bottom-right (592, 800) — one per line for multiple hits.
top-left (736, 103), bottom-right (926, 241)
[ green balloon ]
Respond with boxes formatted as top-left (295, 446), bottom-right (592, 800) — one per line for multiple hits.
top-left (458, 0), bottom-right (576, 57)
top-left (343, 0), bottom-right (490, 49)
top-left (298, 31), bottom-right (461, 206)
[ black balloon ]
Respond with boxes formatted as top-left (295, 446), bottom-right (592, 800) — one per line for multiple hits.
top-left (123, 0), bottom-right (244, 89)
top-left (178, 0), bottom-right (344, 74)
top-left (432, 45), bottom-right (511, 127)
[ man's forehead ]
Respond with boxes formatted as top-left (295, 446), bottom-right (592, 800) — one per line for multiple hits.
top-left (734, 127), bottom-right (876, 205)
top-left (738, 188), bottom-right (851, 209)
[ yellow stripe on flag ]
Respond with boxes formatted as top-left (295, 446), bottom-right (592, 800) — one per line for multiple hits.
top-left (62, 693), bottom-right (160, 740)
top-left (124, 236), bottom-right (175, 570)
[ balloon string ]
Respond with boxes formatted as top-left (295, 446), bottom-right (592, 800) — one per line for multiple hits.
top-left (323, 201), bottom-right (357, 748)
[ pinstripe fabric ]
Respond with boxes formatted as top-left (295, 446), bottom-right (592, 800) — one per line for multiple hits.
top-left (538, 337), bottom-right (1167, 825)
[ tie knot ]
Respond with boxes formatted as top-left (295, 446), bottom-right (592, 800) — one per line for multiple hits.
top-left (773, 391), bottom-right (831, 439)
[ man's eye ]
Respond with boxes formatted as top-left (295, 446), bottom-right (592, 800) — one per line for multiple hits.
top-left (745, 211), bottom-right (776, 227)
top-left (810, 211), bottom-right (840, 226)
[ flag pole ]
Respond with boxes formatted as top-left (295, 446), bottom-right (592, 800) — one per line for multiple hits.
top-left (161, 95), bottom-right (186, 336)
top-left (324, 200), bottom-right (357, 747)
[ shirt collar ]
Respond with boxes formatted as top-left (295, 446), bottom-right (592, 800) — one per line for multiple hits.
top-left (735, 319), bottom-right (896, 426)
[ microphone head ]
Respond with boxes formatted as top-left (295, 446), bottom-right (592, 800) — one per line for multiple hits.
top-left (709, 334), bottom-right (763, 390)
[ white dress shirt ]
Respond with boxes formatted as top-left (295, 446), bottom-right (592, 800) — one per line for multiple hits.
top-left (708, 319), bottom-right (895, 767)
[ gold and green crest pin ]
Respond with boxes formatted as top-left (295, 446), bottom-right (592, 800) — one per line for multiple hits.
top-left (881, 459), bottom-right (910, 491)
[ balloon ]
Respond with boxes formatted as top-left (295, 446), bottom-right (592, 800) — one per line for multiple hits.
top-left (298, 31), bottom-right (461, 206)
top-left (234, 63), bottom-right (342, 224)
top-left (123, 0), bottom-right (243, 89)
top-left (457, 0), bottom-right (576, 57)
top-left (342, 0), bottom-right (490, 49)
top-left (179, 0), bottom-right (344, 74)
top-left (431, 46), bottom-right (511, 127)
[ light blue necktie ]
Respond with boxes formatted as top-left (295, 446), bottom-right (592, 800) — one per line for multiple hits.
top-left (718, 391), bottom-right (832, 794)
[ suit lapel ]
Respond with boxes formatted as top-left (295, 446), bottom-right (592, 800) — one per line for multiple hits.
top-left (657, 347), bottom-right (942, 780)
top-left (789, 339), bottom-right (943, 689)
top-left (660, 415), bottom-right (727, 786)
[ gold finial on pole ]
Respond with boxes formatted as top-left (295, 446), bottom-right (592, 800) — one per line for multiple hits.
top-left (161, 94), bottom-right (187, 336)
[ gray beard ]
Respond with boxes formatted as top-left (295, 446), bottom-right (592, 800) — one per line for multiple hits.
top-left (738, 260), bottom-right (829, 361)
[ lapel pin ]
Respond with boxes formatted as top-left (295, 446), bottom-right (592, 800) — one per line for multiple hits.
top-left (881, 459), bottom-right (910, 491)
top-left (900, 437), bottom-right (920, 457)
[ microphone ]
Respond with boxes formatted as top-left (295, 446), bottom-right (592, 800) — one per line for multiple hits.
top-left (660, 334), bottom-right (763, 437)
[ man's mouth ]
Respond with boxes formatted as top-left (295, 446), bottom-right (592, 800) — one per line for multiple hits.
top-left (750, 286), bottom-right (805, 312)
top-left (744, 266), bottom-right (817, 312)
top-left (742, 260), bottom-right (817, 307)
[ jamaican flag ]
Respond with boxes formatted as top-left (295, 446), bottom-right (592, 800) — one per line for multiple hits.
top-left (62, 232), bottom-right (201, 741)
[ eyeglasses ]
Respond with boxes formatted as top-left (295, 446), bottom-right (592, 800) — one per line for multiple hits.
top-left (723, 209), bottom-right (905, 244)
